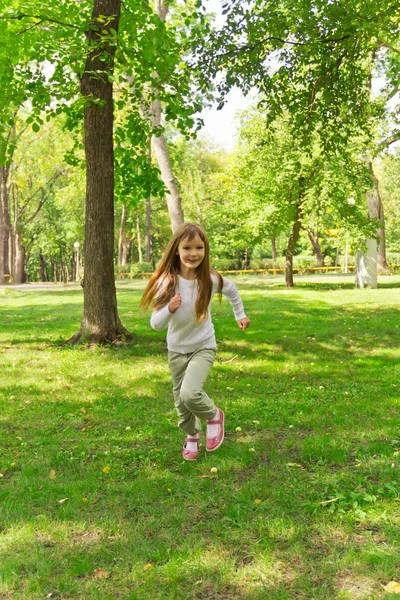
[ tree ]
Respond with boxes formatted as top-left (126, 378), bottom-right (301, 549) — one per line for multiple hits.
top-left (148, 0), bottom-right (184, 232)
top-left (1, 0), bottom-right (210, 341)
top-left (69, 0), bottom-right (131, 343)
top-left (217, 107), bottom-right (373, 286)
top-left (196, 0), bottom-right (400, 284)
top-left (7, 118), bottom-right (68, 283)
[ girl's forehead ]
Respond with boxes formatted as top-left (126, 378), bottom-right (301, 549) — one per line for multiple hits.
top-left (180, 233), bottom-right (204, 245)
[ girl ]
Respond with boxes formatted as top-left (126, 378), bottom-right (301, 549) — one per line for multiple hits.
top-left (140, 223), bottom-right (250, 461)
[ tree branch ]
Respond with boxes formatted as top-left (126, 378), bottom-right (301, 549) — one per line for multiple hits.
top-left (24, 186), bottom-right (52, 224)
top-left (209, 33), bottom-right (352, 63)
top-left (378, 131), bottom-right (400, 152)
top-left (0, 14), bottom-right (81, 31)
top-left (378, 40), bottom-right (400, 55)
top-left (18, 171), bottom-right (63, 221)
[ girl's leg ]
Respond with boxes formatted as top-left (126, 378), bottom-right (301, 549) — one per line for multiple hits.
top-left (168, 351), bottom-right (202, 436)
top-left (179, 348), bottom-right (217, 422)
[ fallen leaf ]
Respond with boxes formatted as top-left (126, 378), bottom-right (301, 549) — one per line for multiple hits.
top-left (102, 466), bottom-right (111, 473)
top-left (254, 499), bottom-right (262, 504)
top-left (80, 407), bottom-right (87, 414)
top-left (49, 469), bottom-right (56, 479)
top-left (57, 498), bottom-right (69, 504)
top-left (287, 462), bottom-right (306, 470)
top-left (382, 581), bottom-right (400, 593)
top-left (92, 568), bottom-right (109, 579)
top-left (144, 563), bottom-right (154, 570)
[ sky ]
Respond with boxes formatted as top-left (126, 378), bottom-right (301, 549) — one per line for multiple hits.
top-left (199, 88), bottom-right (253, 151)
top-left (198, 0), bottom-right (253, 151)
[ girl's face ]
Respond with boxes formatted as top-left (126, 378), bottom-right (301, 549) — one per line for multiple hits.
top-left (177, 234), bottom-right (205, 273)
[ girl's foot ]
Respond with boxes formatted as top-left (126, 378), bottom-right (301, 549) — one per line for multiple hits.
top-left (182, 434), bottom-right (200, 461)
top-left (206, 408), bottom-right (224, 452)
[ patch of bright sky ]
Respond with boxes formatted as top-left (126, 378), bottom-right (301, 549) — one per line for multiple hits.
top-left (198, 0), bottom-right (254, 151)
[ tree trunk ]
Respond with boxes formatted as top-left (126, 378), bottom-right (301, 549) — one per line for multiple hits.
top-left (145, 194), bottom-right (152, 263)
top-left (69, 0), bottom-right (130, 344)
top-left (271, 237), bottom-right (277, 266)
top-left (0, 165), bottom-right (11, 283)
top-left (14, 231), bottom-right (26, 284)
top-left (39, 253), bottom-right (47, 282)
top-left (285, 197), bottom-right (303, 287)
top-left (149, 0), bottom-right (184, 233)
top-left (0, 193), bottom-right (5, 283)
top-left (366, 161), bottom-right (389, 274)
top-left (118, 205), bottom-right (129, 266)
top-left (136, 211), bottom-right (143, 264)
top-left (307, 229), bottom-right (323, 267)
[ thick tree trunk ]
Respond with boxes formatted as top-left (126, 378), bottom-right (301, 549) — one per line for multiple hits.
top-left (307, 229), bottom-right (323, 267)
top-left (149, 0), bottom-right (184, 233)
top-left (271, 237), bottom-right (277, 265)
top-left (366, 161), bottom-right (389, 274)
top-left (69, 0), bottom-right (130, 344)
top-left (285, 198), bottom-right (303, 287)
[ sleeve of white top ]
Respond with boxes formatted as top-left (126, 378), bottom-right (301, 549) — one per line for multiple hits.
top-left (150, 304), bottom-right (172, 331)
top-left (221, 277), bottom-right (247, 320)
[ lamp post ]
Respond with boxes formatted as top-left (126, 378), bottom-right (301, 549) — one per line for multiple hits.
top-left (73, 242), bottom-right (80, 281)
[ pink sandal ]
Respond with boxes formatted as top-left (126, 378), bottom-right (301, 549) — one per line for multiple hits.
top-left (182, 436), bottom-right (200, 461)
top-left (206, 409), bottom-right (224, 452)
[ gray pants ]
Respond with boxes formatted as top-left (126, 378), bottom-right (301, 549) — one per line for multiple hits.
top-left (168, 348), bottom-right (217, 436)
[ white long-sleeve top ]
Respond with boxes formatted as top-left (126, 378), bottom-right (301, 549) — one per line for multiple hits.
top-left (150, 274), bottom-right (247, 353)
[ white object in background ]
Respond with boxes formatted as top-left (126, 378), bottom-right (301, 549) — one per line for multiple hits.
top-left (355, 239), bottom-right (377, 288)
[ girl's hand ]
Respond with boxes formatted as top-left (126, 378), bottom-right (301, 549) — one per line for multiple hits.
top-left (168, 293), bottom-right (182, 313)
top-left (237, 317), bottom-right (251, 331)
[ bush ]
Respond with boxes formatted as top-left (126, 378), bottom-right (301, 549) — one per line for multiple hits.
top-left (249, 259), bottom-right (268, 270)
top-left (130, 262), bottom-right (153, 277)
top-left (212, 258), bottom-right (237, 271)
top-left (293, 255), bottom-right (317, 269)
top-left (387, 252), bottom-right (400, 265)
top-left (323, 256), bottom-right (333, 267)
top-left (118, 264), bottom-right (131, 274)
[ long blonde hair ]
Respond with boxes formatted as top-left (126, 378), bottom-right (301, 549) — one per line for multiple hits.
top-left (140, 222), bottom-right (223, 322)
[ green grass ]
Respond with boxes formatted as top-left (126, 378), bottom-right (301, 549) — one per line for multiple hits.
top-left (1, 274), bottom-right (400, 600)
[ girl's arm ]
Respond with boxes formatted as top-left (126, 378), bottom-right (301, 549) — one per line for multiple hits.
top-left (150, 304), bottom-right (172, 331)
top-left (220, 277), bottom-right (248, 323)
top-left (150, 293), bottom-right (181, 331)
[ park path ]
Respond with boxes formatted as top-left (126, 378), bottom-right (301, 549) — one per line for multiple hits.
top-left (0, 282), bottom-right (81, 290)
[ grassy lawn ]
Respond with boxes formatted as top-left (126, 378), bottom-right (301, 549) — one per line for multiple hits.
top-left (1, 274), bottom-right (399, 600)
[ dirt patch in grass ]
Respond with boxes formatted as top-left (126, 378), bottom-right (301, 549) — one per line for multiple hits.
top-left (70, 529), bottom-right (102, 545)
top-left (336, 575), bottom-right (379, 598)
